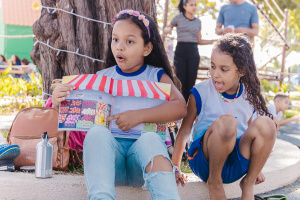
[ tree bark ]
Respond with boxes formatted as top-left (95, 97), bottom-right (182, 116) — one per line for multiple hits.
top-left (31, 0), bottom-right (156, 94)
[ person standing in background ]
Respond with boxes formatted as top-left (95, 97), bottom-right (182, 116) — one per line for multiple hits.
top-left (215, 0), bottom-right (259, 42)
top-left (164, 0), bottom-right (216, 102)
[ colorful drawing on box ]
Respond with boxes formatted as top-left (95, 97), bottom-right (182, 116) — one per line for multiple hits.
top-left (59, 74), bottom-right (171, 139)
top-left (64, 114), bottom-right (80, 128)
top-left (143, 123), bottom-right (157, 133)
top-left (142, 123), bottom-right (167, 140)
top-left (61, 100), bottom-right (70, 106)
top-left (58, 99), bottom-right (111, 130)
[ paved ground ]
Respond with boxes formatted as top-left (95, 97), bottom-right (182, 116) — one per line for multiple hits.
top-left (232, 122), bottom-right (300, 200)
top-left (1, 115), bottom-right (299, 199)
top-left (278, 122), bottom-right (300, 147)
top-left (257, 122), bottom-right (300, 200)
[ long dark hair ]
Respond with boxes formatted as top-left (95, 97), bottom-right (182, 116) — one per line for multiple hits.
top-left (213, 33), bottom-right (272, 118)
top-left (178, 0), bottom-right (187, 14)
top-left (106, 11), bottom-right (177, 85)
top-left (0, 55), bottom-right (6, 62)
top-left (12, 55), bottom-right (21, 65)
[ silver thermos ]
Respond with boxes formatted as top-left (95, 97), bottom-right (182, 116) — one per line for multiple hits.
top-left (35, 131), bottom-right (53, 178)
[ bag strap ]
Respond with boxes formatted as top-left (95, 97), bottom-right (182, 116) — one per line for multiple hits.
top-left (63, 131), bottom-right (70, 148)
top-left (69, 149), bottom-right (82, 165)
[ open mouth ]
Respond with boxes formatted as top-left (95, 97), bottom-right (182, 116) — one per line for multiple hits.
top-left (116, 55), bottom-right (125, 62)
top-left (214, 81), bottom-right (224, 90)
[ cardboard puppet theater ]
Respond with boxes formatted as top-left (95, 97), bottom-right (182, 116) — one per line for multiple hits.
top-left (58, 74), bottom-right (171, 140)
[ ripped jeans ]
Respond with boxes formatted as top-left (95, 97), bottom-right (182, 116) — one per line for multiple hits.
top-left (83, 126), bottom-right (180, 200)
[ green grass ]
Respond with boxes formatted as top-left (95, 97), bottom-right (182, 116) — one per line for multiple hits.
top-left (180, 159), bottom-right (192, 173)
top-left (283, 109), bottom-right (300, 119)
top-left (0, 130), bottom-right (8, 143)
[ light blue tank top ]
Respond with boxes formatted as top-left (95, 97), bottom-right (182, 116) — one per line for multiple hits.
top-left (191, 79), bottom-right (254, 140)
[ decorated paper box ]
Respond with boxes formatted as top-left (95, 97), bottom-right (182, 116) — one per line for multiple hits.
top-left (58, 74), bottom-right (171, 140)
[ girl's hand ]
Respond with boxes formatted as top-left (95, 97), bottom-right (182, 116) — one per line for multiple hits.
top-left (106, 110), bottom-right (142, 131)
top-left (175, 170), bottom-right (187, 187)
top-left (52, 83), bottom-right (75, 108)
top-left (255, 172), bottom-right (265, 185)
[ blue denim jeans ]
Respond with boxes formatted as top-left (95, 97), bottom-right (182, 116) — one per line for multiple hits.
top-left (83, 126), bottom-right (180, 200)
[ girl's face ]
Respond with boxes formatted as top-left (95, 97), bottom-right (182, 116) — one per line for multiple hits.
top-left (11, 55), bottom-right (16, 62)
top-left (210, 48), bottom-right (244, 94)
top-left (111, 19), bottom-right (152, 73)
top-left (0, 56), bottom-right (4, 62)
top-left (183, 0), bottom-right (197, 15)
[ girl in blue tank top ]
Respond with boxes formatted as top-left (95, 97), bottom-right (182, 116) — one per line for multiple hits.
top-left (172, 33), bottom-right (276, 200)
top-left (52, 10), bottom-right (186, 200)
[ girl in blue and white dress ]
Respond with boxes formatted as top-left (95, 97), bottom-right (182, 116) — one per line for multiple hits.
top-left (172, 33), bottom-right (276, 200)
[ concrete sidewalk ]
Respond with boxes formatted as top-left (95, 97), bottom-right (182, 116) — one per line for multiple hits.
top-left (0, 139), bottom-right (299, 200)
top-left (1, 116), bottom-right (300, 199)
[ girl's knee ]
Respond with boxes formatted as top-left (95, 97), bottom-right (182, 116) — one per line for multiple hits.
top-left (138, 132), bottom-right (162, 146)
top-left (145, 155), bottom-right (172, 173)
top-left (84, 126), bottom-right (113, 144)
top-left (214, 115), bottom-right (237, 141)
top-left (254, 116), bottom-right (276, 140)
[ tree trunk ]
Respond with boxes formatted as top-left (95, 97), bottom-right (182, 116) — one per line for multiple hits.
top-left (31, 0), bottom-right (157, 94)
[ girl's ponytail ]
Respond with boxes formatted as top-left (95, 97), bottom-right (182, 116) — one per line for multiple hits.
top-left (178, 0), bottom-right (187, 14)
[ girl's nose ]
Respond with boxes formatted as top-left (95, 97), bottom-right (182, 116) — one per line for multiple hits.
top-left (212, 70), bottom-right (220, 78)
top-left (116, 42), bottom-right (124, 51)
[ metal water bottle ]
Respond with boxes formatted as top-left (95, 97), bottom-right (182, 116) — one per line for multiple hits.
top-left (35, 131), bottom-right (53, 178)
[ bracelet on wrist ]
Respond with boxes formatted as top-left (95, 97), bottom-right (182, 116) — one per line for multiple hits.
top-left (174, 166), bottom-right (181, 172)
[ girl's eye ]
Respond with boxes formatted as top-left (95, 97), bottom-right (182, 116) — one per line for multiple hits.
top-left (221, 68), bottom-right (228, 72)
top-left (127, 40), bottom-right (133, 44)
top-left (211, 66), bottom-right (216, 69)
top-left (112, 38), bottom-right (118, 42)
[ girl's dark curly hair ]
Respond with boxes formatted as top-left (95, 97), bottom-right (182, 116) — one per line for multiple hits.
top-left (213, 33), bottom-right (272, 118)
top-left (178, 0), bottom-right (188, 14)
top-left (106, 11), bottom-right (180, 89)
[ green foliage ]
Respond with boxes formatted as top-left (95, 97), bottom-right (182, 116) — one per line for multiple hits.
top-left (1, 131), bottom-right (8, 139)
top-left (271, 82), bottom-right (279, 93)
top-left (261, 79), bottom-right (272, 92)
top-left (180, 159), bottom-right (192, 173)
top-left (0, 69), bottom-right (43, 114)
top-left (257, 0), bottom-right (300, 51)
top-left (294, 85), bottom-right (300, 92)
top-left (289, 64), bottom-right (300, 73)
top-left (261, 80), bottom-right (292, 93)
top-left (67, 152), bottom-right (84, 173)
top-left (283, 109), bottom-right (299, 118)
top-left (281, 83), bottom-right (290, 93)
top-left (290, 95), bottom-right (300, 100)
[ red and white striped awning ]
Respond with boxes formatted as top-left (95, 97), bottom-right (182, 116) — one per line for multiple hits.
top-left (68, 74), bottom-right (170, 101)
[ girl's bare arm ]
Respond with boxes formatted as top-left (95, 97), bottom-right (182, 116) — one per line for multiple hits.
top-left (172, 94), bottom-right (198, 168)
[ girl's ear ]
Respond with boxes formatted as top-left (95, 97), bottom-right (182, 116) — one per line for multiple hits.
top-left (143, 42), bottom-right (153, 57)
top-left (238, 70), bottom-right (245, 78)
